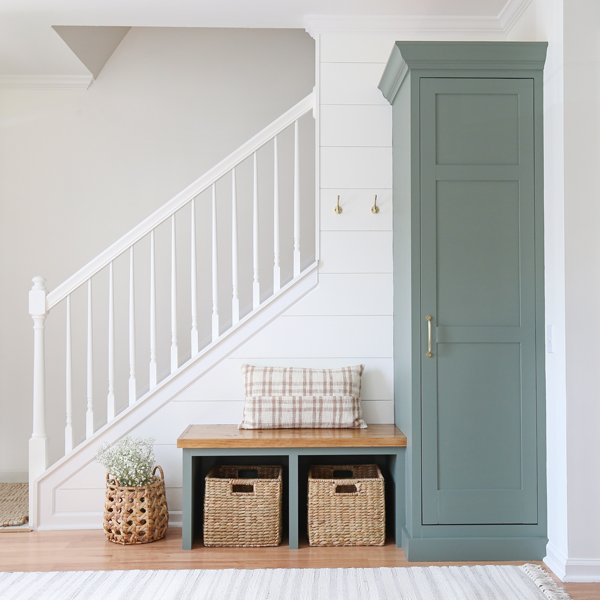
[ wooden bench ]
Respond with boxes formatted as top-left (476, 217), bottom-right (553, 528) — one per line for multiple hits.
top-left (177, 424), bottom-right (407, 550)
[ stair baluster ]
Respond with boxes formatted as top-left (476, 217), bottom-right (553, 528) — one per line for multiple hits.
top-left (232, 168), bottom-right (240, 325)
top-left (86, 280), bottom-right (94, 437)
top-left (170, 216), bottom-right (178, 373)
top-left (149, 230), bottom-right (157, 389)
top-left (190, 199), bottom-right (199, 356)
top-left (128, 248), bottom-right (136, 405)
top-left (273, 135), bottom-right (280, 292)
top-left (253, 152), bottom-right (260, 309)
top-left (65, 295), bottom-right (73, 453)
top-left (212, 183), bottom-right (219, 341)
top-left (107, 262), bottom-right (115, 421)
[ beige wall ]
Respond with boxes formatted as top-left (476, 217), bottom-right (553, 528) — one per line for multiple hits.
top-left (0, 27), bottom-right (315, 476)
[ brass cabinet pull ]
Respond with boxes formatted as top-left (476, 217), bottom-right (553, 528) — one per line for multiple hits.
top-left (426, 315), bottom-right (433, 358)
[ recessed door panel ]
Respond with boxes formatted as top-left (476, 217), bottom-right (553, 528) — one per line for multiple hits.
top-left (436, 181), bottom-right (521, 327)
top-left (435, 92), bottom-right (520, 165)
top-left (420, 77), bottom-right (538, 526)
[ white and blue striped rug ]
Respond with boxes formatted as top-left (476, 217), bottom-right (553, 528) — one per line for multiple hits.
top-left (0, 565), bottom-right (571, 600)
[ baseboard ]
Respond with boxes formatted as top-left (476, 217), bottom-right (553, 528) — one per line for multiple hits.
top-left (545, 542), bottom-right (600, 582)
top-left (403, 527), bottom-right (547, 562)
top-left (544, 542), bottom-right (568, 581)
top-left (562, 559), bottom-right (600, 583)
top-left (0, 470), bottom-right (28, 483)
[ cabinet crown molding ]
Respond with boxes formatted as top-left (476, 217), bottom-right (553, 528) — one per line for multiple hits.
top-left (378, 41), bottom-right (548, 104)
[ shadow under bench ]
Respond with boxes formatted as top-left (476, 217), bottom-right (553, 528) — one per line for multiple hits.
top-left (177, 424), bottom-right (407, 550)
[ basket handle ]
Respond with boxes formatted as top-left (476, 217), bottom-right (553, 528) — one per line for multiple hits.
top-left (106, 473), bottom-right (121, 487)
top-left (231, 483), bottom-right (255, 494)
top-left (153, 465), bottom-right (164, 480)
top-left (334, 482), bottom-right (361, 495)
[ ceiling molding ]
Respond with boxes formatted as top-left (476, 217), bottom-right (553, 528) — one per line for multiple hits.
top-left (305, 0), bottom-right (531, 36)
top-left (498, 0), bottom-right (533, 32)
top-left (0, 75), bottom-right (94, 90)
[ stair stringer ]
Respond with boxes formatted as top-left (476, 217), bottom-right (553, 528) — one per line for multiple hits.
top-left (32, 263), bottom-right (318, 530)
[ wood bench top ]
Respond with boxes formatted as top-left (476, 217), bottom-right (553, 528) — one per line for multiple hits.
top-left (177, 424), bottom-right (407, 449)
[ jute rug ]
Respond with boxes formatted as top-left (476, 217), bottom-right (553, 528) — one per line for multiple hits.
top-left (0, 565), bottom-right (571, 600)
top-left (0, 483), bottom-right (28, 527)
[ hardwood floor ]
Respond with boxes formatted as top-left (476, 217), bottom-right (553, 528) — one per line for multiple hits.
top-left (0, 528), bottom-right (597, 599)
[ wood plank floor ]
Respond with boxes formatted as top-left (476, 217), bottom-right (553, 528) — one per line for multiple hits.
top-left (0, 528), bottom-right (597, 599)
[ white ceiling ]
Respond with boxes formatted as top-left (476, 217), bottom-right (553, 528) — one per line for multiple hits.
top-left (0, 0), bottom-right (523, 80)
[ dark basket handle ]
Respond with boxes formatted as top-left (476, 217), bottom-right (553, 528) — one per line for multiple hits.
top-left (335, 484), bottom-right (358, 494)
top-left (153, 465), bottom-right (165, 480)
top-left (231, 483), bottom-right (255, 494)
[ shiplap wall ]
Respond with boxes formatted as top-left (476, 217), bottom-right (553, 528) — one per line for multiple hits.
top-left (51, 33), bottom-right (397, 527)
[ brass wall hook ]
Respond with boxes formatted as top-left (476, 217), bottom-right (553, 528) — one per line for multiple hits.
top-left (371, 195), bottom-right (379, 214)
top-left (334, 195), bottom-right (342, 214)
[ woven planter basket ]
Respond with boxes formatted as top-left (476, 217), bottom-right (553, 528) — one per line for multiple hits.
top-left (204, 465), bottom-right (282, 547)
top-left (308, 464), bottom-right (385, 547)
top-left (103, 465), bottom-right (169, 545)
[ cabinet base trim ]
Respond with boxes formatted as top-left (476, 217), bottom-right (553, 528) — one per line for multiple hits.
top-left (402, 528), bottom-right (548, 561)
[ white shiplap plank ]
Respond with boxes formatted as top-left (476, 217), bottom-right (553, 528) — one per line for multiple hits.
top-left (320, 189), bottom-right (392, 231)
top-left (165, 487), bottom-right (182, 512)
top-left (319, 231), bottom-right (393, 274)
top-left (320, 63), bottom-right (388, 106)
top-left (321, 147), bottom-right (392, 189)
top-left (151, 444), bottom-right (184, 487)
top-left (320, 35), bottom-right (400, 64)
top-left (130, 398), bottom-right (394, 448)
top-left (230, 316), bottom-right (393, 359)
top-left (320, 105), bottom-right (392, 147)
top-left (174, 357), bottom-right (394, 403)
top-left (54, 486), bottom-right (183, 514)
top-left (284, 273), bottom-right (393, 316)
top-left (361, 400), bottom-right (395, 425)
top-left (133, 402), bottom-right (244, 444)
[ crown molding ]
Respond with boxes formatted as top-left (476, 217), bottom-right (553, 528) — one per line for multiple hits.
top-left (306, 0), bottom-right (532, 37)
top-left (498, 0), bottom-right (533, 32)
top-left (0, 74), bottom-right (94, 90)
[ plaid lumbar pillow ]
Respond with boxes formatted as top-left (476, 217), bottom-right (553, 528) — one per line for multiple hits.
top-left (238, 364), bottom-right (367, 429)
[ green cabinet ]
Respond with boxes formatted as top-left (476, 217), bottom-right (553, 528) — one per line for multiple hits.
top-left (379, 42), bottom-right (548, 560)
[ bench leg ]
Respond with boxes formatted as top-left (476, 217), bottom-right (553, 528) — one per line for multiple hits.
top-left (182, 451), bottom-right (193, 550)
top-left (288, 452), bottom-right (299, 550)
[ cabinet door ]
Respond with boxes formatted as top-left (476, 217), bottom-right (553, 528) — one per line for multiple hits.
top-left (420, 78), bottom-right (538, 525)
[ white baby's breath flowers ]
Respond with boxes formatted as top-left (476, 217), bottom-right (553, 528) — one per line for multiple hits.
top-left (96, 436), bottom-right (156, 487)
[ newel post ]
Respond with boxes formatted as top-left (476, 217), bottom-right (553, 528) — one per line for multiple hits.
top-left (29, 276), bottom-right (48, 491)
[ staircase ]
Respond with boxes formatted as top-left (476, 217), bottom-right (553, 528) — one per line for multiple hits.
top-left (28, 93), bottom-right (317, 530)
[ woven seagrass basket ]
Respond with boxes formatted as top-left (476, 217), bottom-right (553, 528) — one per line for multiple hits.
top-left (103, 465), bottom-right (169, 545)
top-left (203, 465), bottom-right (282, 547)
top-left (308, 464), bottom-right (385, 546)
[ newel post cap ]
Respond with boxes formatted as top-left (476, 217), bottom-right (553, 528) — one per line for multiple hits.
top-left (29, 276), bottom-right (48, 316)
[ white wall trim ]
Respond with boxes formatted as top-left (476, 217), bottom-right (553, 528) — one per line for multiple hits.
top-left (0, 75), bottom-right (94, 90)
top-left (305, 1), bottom-right (532, 36)
top-left (0, 470), bottom-right (28, 483)
top-left (544, 542), bottom-right (569, 582)
top-left (498, 0), bottom-right (533, 33)
top-left (545, 543), bottom-right (600, 582)
top-left (562, 559), bottom-right (600, 583)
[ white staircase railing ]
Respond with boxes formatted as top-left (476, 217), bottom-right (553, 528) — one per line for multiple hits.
top-left (29, 93), bottom-right (316, 484)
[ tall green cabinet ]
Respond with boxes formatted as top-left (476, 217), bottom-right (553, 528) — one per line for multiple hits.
top-left (379, 42), bottom-right (548, 560)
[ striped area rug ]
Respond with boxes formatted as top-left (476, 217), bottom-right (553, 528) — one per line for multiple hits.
top-left (0, 564), bottom-right (571, 600)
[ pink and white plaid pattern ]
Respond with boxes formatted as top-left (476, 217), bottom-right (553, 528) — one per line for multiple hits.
top-left (239, 365), bottom-right (367, 429)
